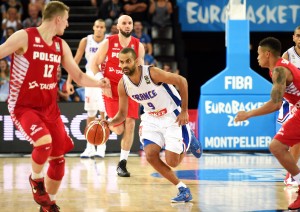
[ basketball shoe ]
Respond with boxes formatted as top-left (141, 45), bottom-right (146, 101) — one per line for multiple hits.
top-left (117, 159), bottom-right (130, 177)
top-left (80, 142), bottom-right (96, 158)
top-left (189, 130), bottom-right (203, 158)
top-left (29, 175), bottom-right (51, 206)
top-left (288, 186), bottom-right (300, 210)
top-left (284, 172), bottom-right (298, 187)
top-left (40, 201), bottom-right (60, 212)
top-left (171, 187), bottom-right (193, 203)
top-left (95, 143), bottom-right (106, 158)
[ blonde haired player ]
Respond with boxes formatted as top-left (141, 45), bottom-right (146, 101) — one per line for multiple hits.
top-left (0, 1), bottom-right (111, 211)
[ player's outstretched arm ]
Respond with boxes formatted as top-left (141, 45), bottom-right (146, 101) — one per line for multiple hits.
top-left (61, 40), bottom-right (111, 93)
top-left (108, 79), bottom-right (128, 127)
top-left (235, 66), bottom-right (286, 122)
top-left (90, 39), bottom-right (108, 75)
top-left (66, 37), bottom-right (86, 94)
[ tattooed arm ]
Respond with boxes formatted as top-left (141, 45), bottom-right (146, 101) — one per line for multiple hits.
top-left (235, 66), bottom-right (287, 122)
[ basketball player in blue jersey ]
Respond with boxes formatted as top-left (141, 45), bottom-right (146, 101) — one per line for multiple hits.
top-left (104, 47), bottom-right (203, 202)
top-left (280, 25), bottom-right (300, 186)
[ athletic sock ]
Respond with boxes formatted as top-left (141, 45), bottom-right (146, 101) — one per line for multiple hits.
top-left (120, 149), bottom-right (130, 161)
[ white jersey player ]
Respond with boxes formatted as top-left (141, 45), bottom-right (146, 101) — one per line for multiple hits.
top-left (67, 19), bottom-right (107, 158)
top-left (123, 65), bottom-right (194, 152)
top-left (105, 47), bottom-right (203, 202)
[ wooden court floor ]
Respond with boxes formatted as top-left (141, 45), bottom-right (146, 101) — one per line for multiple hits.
top-left (0, 152), bottom-right (298, 212)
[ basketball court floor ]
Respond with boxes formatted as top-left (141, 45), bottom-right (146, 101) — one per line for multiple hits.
top-left (0, 152), bottom-right (298, 212)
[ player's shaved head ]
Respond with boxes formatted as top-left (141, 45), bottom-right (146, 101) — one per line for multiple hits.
top-left (117, 15), bottom-right (133, 38)
top-left (117, 15), bottom-right (133, 25)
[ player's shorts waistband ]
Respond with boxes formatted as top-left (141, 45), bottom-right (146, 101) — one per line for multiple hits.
top-left (147, 108), bottom-right (180, 117)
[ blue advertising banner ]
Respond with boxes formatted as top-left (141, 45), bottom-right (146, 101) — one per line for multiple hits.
top-left (198, 20), bottom-right (276, 151)
top-left (177, 0), bottom-right (300, 32)
top-left (200, 95), bottom-right (275, 150)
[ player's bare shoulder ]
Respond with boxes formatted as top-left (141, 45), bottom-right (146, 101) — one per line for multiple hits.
top-left (282, 51), bottom-right (289, 60)
top-left (149, 66), bottom-right (165, 74)
top-left (148, 66), bottom-right (165, 83)
top-left (80, 37), bottom-right (88, 45)
top-left (8, 29), bottom-right (29, 55)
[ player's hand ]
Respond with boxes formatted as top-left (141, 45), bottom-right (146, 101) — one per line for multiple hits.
top-left (66, 82), bottom-right (74, 95)
top-left (100, 77), bottom-right (112, 98)
top-left (102, 87), bottom-right (112, 98)
top-left (234, 111), bottom-right (249, 122)
top-left (176, 110), bottom-right (189, 126)
top-left (95, 118), bottom-right (107, 126)
top-left (99, 119), bottom-right (115, 132)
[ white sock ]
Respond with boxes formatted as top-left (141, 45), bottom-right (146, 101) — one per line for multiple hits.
top-left (120, 149), bottom-right (130, 161)
top-left (176, 181), bottom-right (187, 189)
top-left (31, 169), bottom-right (44, 180)
top-left (49, 194), bottom-right (56, 202)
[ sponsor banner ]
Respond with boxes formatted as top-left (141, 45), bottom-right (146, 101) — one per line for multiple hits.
top-left (177, 0), bottom-right (300, 31)
top-left (198, 20), bottom-right (276, 151)
top-left (0, 102), bottom-right (140, 153)
top-left (199, 96), bottom-right (275, 150)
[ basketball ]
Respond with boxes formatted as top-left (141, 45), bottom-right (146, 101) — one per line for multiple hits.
top-left (84, 120), bottom-right (110, 145)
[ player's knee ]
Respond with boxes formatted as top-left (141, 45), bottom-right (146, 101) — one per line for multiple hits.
top-left (47, 157), bottom-right (65, 181)
top-left (110, 123), bottom-right (124, 135)
top-left (32, 143), bottom-right (52, 165)
top-left (125, 118), bottom-right (135, 130)
top-left (165, 158), bottom-right (179, 168)
top-left (269, 139), bottom-right (284, 157)
top-left (145, 148), bottom-right (160, 164)
top-left (145, 153), bottom-right (156, 164)
top-left (35, 134), bottom-right (52, 146)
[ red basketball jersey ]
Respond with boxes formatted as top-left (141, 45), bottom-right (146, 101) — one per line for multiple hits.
top-left (8, 27), bottom-right (63, 120)
top-left (104, 34), bottom-right (140, 98)
top-left (269, 58), bottom-right (300, 106)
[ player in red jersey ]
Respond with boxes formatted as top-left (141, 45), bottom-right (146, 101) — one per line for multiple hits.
top-left (234, 37), bottom-right (300, 211)
top-left (280, 26), bottom-right (300, 186)
top-left (90, 15), bottom-right (145, 177)
top-left (0, 1), bottom-right (111, 212)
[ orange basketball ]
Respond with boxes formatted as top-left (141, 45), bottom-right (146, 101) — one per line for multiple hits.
top-left (84, 120), bottom-right (110, 145)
